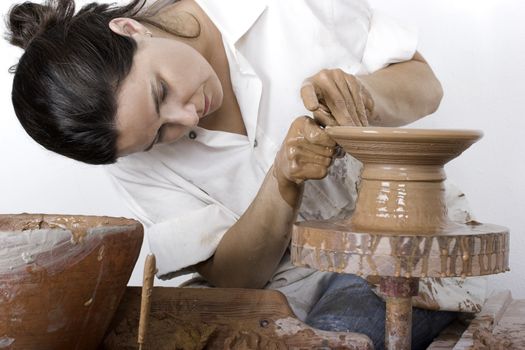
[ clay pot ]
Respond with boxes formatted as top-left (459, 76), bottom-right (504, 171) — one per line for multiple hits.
top-left (327, 127), bottom-right (483, 233)
top-left (0, 214), bottom-right (143, 350)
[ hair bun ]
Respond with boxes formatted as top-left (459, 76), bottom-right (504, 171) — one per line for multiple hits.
top-left (6, 0), bottom-right (75, 50)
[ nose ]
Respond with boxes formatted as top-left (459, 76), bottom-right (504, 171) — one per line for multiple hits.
top-left (164, 103), bottom-right (199, 127)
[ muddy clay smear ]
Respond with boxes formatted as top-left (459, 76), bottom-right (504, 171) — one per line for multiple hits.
top-left (469, 327), bottom-right (513, 350)
top-left (0, 214), bottom-right (138, 243)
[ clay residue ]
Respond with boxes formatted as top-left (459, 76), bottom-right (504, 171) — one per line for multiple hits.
top-left (0, 336), bottom-right (15, 347)
top-left (292, 220), bottom-right (509, 279)
top-left (273, 316), bottom-right (372, 349)
top-left (458, 299), bottom-right (483, 313)
top-left (468, 327), bottom-right (512, 350)
top-left (412, 290), bottom-right (440, 310)
top-left (0, 214), bottom-right (140, 244)
top-left (45, 217), bottom-right (89, 243)
top-left (105, 310), bottom-right (217, 350)
top-left (224, 330), bottom-right (287, 350)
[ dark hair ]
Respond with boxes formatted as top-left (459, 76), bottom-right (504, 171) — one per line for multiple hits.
top-left (5, 0), bottom-right (152, 164)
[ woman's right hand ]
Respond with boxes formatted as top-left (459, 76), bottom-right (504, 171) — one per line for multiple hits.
top-left (273, 116), bottom-right (337, 187)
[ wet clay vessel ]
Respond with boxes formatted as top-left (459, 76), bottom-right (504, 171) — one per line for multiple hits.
top-left (292, 127), bottom-right (509, 279)
top-left (0, 214), bottom-right (143, 350)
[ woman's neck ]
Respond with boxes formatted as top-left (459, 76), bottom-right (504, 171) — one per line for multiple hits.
top-left (145, 0), bottom-right (247, 135)
top-left (180, 1), bottom-right (247, 135)
top-left (144, 1), bottom-right (218, 64)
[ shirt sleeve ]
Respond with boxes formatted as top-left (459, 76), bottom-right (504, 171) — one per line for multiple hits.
top-left (105, 162), bottom-right (237, 279)
top-left (361, 9), bottom-right (418, 73)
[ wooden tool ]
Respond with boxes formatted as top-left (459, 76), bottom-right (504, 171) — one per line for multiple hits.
top-left (138, 254), bottom-right (157, 350)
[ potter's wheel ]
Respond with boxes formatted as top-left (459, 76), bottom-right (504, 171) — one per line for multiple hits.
top-left (292, 220), bottom-right (508, 279)
top-left (291, 127), bottom-right (510, 349)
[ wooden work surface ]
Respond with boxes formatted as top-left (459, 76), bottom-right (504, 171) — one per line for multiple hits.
top-left (102, 287), bottom-right (373, 350)
top-left (428, 290), bottom-right (525, 349)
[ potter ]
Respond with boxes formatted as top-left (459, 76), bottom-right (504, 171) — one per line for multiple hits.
top-left (5, 0), bottom-right (479, 348)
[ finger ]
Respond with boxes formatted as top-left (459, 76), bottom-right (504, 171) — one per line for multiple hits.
top-left (300, 80), bottom-right (321, 111)
top-left (285, 135), bottom-right (328, 160)
top-left (293, 163), bottom-right (329, 181)
top-left (345, 75), bottom-right (369, 126)
top-left (302, 118), bottom-right (337, 147)
top-left (285, 144), bottom-right (302, 161)
top-left (288, 141), bottom-right (336, 158)
top-left (286, 135), bottom-right (336, 158)
top-left (296, 152), bottom-right (333, 167)
top-left (332, 70), bottom-right (361, 126)
top-left (320, 73), bottom-right (358, 126)
top-left (312, 106), bottom-right (337, 127)
top-left (361, 83), bottom-right (375, 119)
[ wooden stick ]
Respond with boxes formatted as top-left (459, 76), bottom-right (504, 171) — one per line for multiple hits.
top-left (138, 254), bottom-right (156, 350)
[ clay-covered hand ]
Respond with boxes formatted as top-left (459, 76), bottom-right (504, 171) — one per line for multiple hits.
top-left (301, 68), bottom-right (374, 127)
top-left (273, 116), bottom-right (336, 186)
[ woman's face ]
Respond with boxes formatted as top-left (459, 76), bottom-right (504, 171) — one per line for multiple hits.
top-left (114, 33), bottom-right (223, 156)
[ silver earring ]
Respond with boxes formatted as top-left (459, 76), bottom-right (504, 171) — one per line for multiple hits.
top-left (145, 31), bottom-right (153, 37)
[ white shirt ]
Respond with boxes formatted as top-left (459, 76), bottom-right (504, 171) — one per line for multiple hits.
top-left (107, 0), bottom-right (485, 318)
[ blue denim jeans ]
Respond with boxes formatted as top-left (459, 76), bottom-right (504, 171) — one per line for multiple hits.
top-left (305, 274), bottom-right (457, 350)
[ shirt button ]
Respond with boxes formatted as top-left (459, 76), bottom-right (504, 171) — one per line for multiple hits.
top-left (254, 139), bottom-right (258, 148)
top-left (188, 131), bottom-right (197, 140)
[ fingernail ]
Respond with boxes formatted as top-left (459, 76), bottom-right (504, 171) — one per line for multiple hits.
top-left (318, 104), bottom-right (331, 114)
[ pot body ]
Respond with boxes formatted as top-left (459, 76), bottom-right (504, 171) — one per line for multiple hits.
top-left (350, 165), bottom-right (448, 233)
top-left (327, 127), bottom-right (483, 233)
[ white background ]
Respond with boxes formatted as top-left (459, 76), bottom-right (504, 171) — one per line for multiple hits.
top-left (1, 0), bottom-right (524, 296)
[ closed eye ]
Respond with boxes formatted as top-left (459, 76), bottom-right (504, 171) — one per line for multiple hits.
top-left (152, 78), bottom-right (168, 117)
top-left (145, 79), bottom-right (169, 152)
top-left (160, 79), bottom-right (168, 103)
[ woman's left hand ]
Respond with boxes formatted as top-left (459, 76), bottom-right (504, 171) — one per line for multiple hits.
top-left (301, 68), bottom-right (374, 127)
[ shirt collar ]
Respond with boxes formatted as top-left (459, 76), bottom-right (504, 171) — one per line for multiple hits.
top-left (195, 0), bottom-right (268, 46)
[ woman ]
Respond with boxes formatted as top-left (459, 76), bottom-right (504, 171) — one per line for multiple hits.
top-left (6, 0), bottom-right (482, 348)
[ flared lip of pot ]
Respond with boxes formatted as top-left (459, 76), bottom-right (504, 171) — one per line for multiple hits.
top-left (326, 126), bottom-right (483, 143)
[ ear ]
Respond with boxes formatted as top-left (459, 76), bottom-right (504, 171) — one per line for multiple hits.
top-left (109, 18), bottom-right (148, 38)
